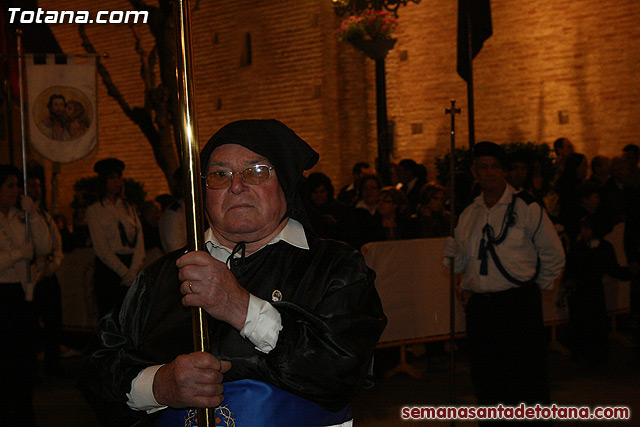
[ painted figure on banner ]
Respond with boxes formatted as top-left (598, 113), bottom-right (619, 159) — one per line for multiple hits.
top-left (26, 55), bottom-right (98, 164)
top-left (66, 99), bottom-right (90, 138)
top-left (37, 94), bottom-right (70, 141)
top-left (34, 88), bottom-right (91, 141)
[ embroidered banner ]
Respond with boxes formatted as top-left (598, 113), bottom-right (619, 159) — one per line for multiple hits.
top-left (152, 379), bottom-right (351, 427)
top-left (26, 54), bottom-right (97, 163)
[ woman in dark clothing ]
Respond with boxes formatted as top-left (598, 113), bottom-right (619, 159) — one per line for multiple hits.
top-left (416, 183), bottom-right (452, 238)
top-left (345, 174), bottom-right (383, 250)
top-left (564, 215), bottom-right (629, 366)
top-left (556, 153), bottom-right (588, 232)
top-left (346, 184), bottom-right (418, 250)
top-left (304, 172), bottom-right (349, 240)
top-left (561, 181), bottom-right (610, 248)
top-left (377, 186), bottom-right (418, 241)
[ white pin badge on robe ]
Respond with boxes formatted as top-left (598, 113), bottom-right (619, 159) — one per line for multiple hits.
top-left (271, 290), bottom-right (282, 302)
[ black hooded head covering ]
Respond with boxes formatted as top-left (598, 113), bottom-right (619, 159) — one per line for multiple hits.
top-left (200, 120), bottom-right (319, 228)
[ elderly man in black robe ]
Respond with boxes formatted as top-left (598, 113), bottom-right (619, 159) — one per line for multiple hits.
top-left (79, 120), bottom-right (387, 427)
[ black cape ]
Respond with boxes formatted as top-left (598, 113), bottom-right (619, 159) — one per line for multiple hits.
top-left (78, 236), bottom-right (387, 426)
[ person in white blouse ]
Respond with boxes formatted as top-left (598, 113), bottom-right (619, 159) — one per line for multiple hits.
top-left (86, 158), bottom-right (145, 319)
top-left (0, 164), bottom-right (53, 426)
top-left (27, 175), bottom-right (65, 377)
top-left (444, 142), bottom-right (565, 421)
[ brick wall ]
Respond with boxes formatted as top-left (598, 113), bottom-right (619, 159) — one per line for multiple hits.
top-left (386, 0), bottom-right (639, 173)
top-left (17, 0), bottom-right (640, 220)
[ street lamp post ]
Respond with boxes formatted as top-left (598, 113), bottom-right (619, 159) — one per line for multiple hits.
top-left (332, 0), bottom-right (420, 185)
top-left (350, 37), bottom-right (396, 186)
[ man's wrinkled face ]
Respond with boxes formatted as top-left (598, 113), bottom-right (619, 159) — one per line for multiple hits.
top-left (472, 156), bottom-right (507, 193)
top-left (205, 144), bottom-right (287, 243)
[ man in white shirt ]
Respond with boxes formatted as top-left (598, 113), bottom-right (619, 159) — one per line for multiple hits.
top-left (79, 120), bottom-right (386, 427)
top-left (444, 142), bottom-right (565, 422)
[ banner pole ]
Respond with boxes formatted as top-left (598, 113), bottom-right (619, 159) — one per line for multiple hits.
top-left (16, 31), bottom-right (27, 195)
top-left (172, 1), bottom-right (212, 425)
top-left (445, 100), bottom-right (461, 426)
top-left (16, 30), bottom-right (31, 277)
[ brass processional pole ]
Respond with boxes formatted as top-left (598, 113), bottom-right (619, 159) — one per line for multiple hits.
top-left (172, 1), bottom-right (212, 426)
top-left (16, 30), bottom-right (31, 285)
top-left (445, 99), bottom-right (461, 427)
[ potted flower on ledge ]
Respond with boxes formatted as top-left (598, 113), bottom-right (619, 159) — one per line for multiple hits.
top-left (335, 9), bottom-right (398, 60)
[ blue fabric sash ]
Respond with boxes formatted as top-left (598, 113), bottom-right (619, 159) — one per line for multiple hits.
top-left (152, 379), bottom-right (351, 427)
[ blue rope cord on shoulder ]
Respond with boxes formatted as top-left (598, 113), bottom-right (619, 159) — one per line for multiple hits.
top-left (478, 194), bottom-right (540, 286)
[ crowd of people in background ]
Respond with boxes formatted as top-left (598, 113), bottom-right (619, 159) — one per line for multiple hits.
top-left (1, 137), bottom-right (639, 425)
top-left (303, 159), bottom-right (450, 250)
top-left (303, 139), bottom-right (640, 370)
top-left (546, 140), bottom-right (639, 368)
top-left (5, 140), bottom-right (640, 328)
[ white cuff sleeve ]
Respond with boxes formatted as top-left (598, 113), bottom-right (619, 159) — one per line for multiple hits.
top-left (240, 294), bottom-right (282, 353)
top-left (126, 365), bottom-right (168, 413)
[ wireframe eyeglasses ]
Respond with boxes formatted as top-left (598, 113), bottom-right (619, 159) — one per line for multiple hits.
top-left (202, 164), bottom-right (273, 189)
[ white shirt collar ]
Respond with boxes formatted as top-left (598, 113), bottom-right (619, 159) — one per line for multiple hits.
top-left (101, 197), bottom-right (123, 207)
top-left (473, 183), bottom-right (515, 210)
top-left (355, 199), bottom-right (377, 215)
top-left (204, 218), bottom-right (309, 262)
